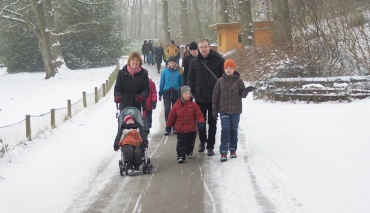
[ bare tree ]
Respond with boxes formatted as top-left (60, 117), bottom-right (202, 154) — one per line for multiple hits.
top-left (192, 0), bottom-right (203, 39)
top-left (238, 0), bottom-right (255, 47)
top-left (180, 0), bottom-right (190, 42)
top-left (154, 0), bottom-right (158, 38)
top-left (138, 0), bottom-right (142, 37)
top-left (220, 0), bottom-right (230, 23)
top-left (272, 0), bottom-right (292, 47)
top-left (162, 0), bottom-right (171, 43)
top-left (1, 0), bottom-right (63, 79)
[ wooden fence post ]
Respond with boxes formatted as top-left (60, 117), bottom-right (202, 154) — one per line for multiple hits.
top-left (103, 83), bottom-right (106, 97)
top-left (68, 100), bottom-right (72, 118)
top-left (95, 87), bottom-right (98, 103)
top-left (51, 109), bottom-right (55, 129)
top-left (26, 115), bottom-right (31, 141)
top-left (83, 92), bottom-right (87, 108)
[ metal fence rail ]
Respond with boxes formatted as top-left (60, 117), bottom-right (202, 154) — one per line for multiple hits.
top-left (0, 65), bottom-right (119, 157)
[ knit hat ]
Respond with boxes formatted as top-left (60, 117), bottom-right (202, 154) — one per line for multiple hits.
top-left (168, 56), bottom-right (177, 63)
top-left (179, 85), bottom-right (192, 101)
top-left (123, 115), bottom-right (134, 123)
top-left (189, 42), bottom-right (198, 50)
top-left (224, 59), bottom-right (236, 70)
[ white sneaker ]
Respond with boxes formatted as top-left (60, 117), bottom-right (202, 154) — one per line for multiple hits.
top-left (178, 158), bottom-right (184, 163)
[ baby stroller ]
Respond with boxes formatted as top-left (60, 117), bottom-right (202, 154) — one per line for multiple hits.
top-left (117, 107), bottom-right (154, 176)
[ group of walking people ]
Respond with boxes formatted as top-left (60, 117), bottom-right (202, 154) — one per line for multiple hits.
top-left (113, 38), bottom-right (255, 168)
top-left (141, 39), bottom-right (181, 74)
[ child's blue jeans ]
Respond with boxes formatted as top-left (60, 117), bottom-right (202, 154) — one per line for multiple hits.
top-left (219, 113), bottom-right (240, 154)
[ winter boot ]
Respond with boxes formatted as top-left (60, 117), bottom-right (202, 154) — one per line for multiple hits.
top-left (187, 152), bottom-right (193, 158)
top-left (207, 148), bottom-right (215, 156)
top-left (221, 154), bottom-right (227, 162)
top-left (134, 164), bottom-right (141, 173)
top-left (198, 141), bottom-right (206, 153)
top-left (177, 157), bottom-right (184, 164)
top-left (127, 161), bottom-right (134, 174)
top-left (230, 151), bottom-right (237, 158)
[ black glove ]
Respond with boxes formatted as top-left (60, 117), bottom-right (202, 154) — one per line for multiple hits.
top-left (152, 101), bottom-right (157, 109)
top-left (245, 86), bottom-right (256, 93)
top-left (198, 123), bottom-right (205, 131)
top-left (114, 145), bottom-right (119, 151)
top-left (164, 127), bottom-right (171, 136)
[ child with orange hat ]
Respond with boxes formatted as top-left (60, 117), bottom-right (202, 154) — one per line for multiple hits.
top-left (212, 59), bottom-right (255, 162)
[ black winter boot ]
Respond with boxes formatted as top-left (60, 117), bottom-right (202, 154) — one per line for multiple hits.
top-left (198, 141), bottom-right (205, 153)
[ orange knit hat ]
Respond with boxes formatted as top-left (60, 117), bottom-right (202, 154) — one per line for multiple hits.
top-left (224, 59), bottom-right (236, 70)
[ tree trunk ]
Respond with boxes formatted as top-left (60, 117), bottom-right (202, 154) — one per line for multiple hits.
top-left (154, 0), bottom-right (158, 38)
top-left (162, 0), bottom-right (171, 43)
top-left (220, 0), bottom-right (230, 23)
top-left (192, 0), bottom-right (203, 39)
top-left (180, 0), bottom-right (190, 43)
top-left (130, 0), bottom-right (136, 37)
top-left (227, 0), bottom-right (235, 22)
top-left (138, 0), bottom-right (142, 37)
top-left (31, 0), bottom-right (57, 79)
top-left (238, 0), bottom-right (255, 47)
top-left (43, 0), bottom-right (64, 69)
top-left (272, 0), bottom-right (293, 47)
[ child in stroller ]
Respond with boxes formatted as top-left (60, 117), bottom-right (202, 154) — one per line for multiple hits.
top-left (113, 107), bottom-right (153, 175)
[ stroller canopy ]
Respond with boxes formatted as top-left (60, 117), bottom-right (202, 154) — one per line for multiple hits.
top-left (118, 107), bottom-right (144, 129)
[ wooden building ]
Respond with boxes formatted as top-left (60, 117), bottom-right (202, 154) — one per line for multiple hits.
top-left (208, 21), bottom-right (273, 54)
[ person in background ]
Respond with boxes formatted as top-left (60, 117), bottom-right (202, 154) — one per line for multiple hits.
top-left (165, 40), bottom-right (179, 64)
top-left (158, 56), bottom-right (184, 133)
top-left (114, 52), bottom-right (149, 112)
top-left (147, 40), bottom-right (155, 65)
top-left (212, 59), bottom-right (255, 162)
top-left (183, 44), bottom-right (190, 60)
top-left (141, 40), bottom-right (148, 64)
top-left (165, 85), bottom-right (205, 163)
top-left (143, 77), bottom-right (157, 136)
top-left (187, 38), bottom-right (225, 156)
top-left (182, 42), bottom-right (198, 85)
top-left (154, 42), bottom-right (165, 73)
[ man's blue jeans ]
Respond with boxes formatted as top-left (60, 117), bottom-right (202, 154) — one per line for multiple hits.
top-left (219, 113), bottom-right (240, 154)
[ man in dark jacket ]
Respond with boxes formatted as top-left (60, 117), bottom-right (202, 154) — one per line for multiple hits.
top-left (141, 40), bottom-right (148, 63)
top-left (187, 39), bottom-right (225, 156)
top-left (182, 42), bottom-right (198, 85)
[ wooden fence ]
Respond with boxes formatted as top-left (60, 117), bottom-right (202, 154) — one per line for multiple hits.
top-left (0, 65), bottom-right (119, 157)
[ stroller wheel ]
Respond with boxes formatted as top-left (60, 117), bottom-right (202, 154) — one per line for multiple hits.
top-left (119, 160), bottom-right (124, 176)
top-left (125, 164), bottom-right (129, 175)
top-left (143, 165), bottom-right (148, 174)
top-left (147, 163), bottom-right (154, 174)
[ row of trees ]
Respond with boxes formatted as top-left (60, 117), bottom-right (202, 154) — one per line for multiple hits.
top-left (0, 0), bottom-right (125, 78)
top-left (1, 0), bottom-right (369, 79)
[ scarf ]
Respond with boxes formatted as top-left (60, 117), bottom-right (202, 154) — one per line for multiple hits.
top-left (127, 65), bottom-right (142, 76)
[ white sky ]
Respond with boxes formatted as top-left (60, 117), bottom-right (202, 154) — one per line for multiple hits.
top-left (0, 59), bottom-right (369, 212)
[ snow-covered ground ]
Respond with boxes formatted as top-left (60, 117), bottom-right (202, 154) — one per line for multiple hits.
top-left (0, 60), bottom-right (369, 212)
